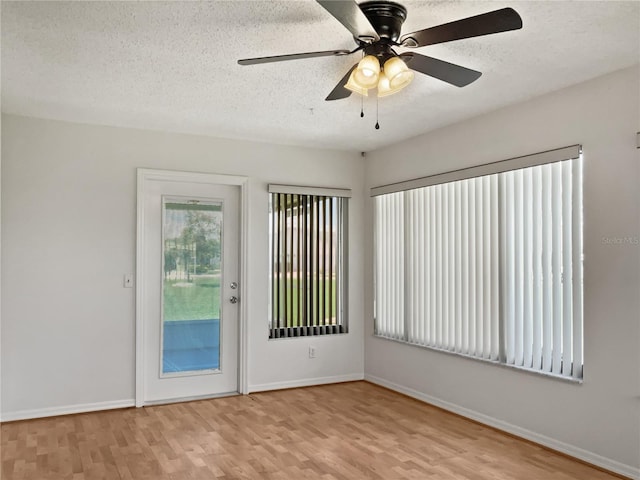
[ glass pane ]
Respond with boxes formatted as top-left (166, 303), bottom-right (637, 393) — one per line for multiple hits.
top-left (162, 201), bottom-right (222, 374)
top-left (269, 194), bottom-right (346, 339)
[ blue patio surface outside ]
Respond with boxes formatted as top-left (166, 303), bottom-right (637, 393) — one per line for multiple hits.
top-left (163, 319), bottom-right (219, 373)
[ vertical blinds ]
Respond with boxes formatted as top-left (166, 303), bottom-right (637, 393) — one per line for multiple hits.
top-left (374, 146), bottom-right (583, 379)
top-left (269, 188), bottom-right (349, 338)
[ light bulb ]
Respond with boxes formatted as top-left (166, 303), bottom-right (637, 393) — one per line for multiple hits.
top-left (377, 72), bottom-right (393, 97)
top-left (377, 71), bottom-right (411, 97)
top-left (344, 70), bottom-right (369, 96)
top-left (353, 55), bottom-right (380, 89)
top-left (383, 57), bottom-right (414, 89)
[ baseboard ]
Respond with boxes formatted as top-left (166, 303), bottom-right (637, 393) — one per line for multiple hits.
top-left (144, 391), bottom-right (238, 406)
top-left (248, 373), bottom-right (364, 393)
top-left (0, 373), bottom-right (364, 420)
top-left (364, 374), bottom-right (639, 480)
top-left (1, 399), bottom-right (135, 422)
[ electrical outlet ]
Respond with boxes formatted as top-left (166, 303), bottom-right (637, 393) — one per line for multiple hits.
top-left (309, 346), bottom-right (316, 359)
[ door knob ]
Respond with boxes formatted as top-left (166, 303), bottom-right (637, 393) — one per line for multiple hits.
top-left (229, 296), bottom-right (238, 304)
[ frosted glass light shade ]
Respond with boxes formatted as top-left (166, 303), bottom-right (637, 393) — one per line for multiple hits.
top-left (353, 55), bottom-right (380, 89)
top-left (377, 71), bottom-right (410, 97)
top-left (344, 70), bottom-right (369, 96)
top-left (384, 57), bottom-right (414, 89)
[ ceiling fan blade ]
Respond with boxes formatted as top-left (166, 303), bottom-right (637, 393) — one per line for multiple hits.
top-left (402, 53), bottom-right (482, 87)
top-left (399, 7), bottom-right (522, 48)
top-left (316, 0), bottom-right (379, 42)
top-left (238, 49), bottom-right (351, 66)
top-left (325, 64), bottom-right (358, 101)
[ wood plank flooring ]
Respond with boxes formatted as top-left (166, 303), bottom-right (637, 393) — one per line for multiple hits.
top-left (1, 381), bottom-right (624, 479)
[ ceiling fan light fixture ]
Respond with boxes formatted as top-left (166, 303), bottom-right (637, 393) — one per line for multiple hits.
top-left (353, 55), bottom-right (380, 89)
top-left (383, 56), bottom-right (414, 89)
top-left (344, 70), bottom-right (369, 96)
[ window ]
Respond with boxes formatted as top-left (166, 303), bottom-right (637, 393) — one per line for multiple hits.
top-left (373, 146), bottom-right (584, 380)
top-left (269, 185), bottom-right (350, 338)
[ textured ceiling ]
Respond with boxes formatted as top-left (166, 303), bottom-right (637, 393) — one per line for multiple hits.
top-left (2, 1), bottom-right (639, 152)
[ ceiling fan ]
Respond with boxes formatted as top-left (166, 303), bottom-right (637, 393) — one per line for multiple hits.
top-left (238, 1), bottom-right (522, 101)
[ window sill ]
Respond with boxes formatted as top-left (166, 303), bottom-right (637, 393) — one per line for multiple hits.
top-left (372, 334), bottom-right (583, 384)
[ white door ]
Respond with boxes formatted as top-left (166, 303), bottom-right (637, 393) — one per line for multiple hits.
top-left (138, 172), bottom-right (240, 404)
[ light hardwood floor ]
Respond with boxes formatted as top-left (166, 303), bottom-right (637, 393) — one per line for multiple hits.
top-left (1, 381), bottom-right (624, 479)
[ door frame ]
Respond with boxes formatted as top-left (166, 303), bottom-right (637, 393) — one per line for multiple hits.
top-left (135, 168), bottom-right (249, 407)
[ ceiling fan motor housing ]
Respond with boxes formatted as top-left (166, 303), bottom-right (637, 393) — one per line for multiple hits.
top-left (358, 1), bottom-right (407, 43)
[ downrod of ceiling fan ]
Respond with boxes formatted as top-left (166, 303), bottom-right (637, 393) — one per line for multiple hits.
top-left (360, 40), bottom-right (399, 62)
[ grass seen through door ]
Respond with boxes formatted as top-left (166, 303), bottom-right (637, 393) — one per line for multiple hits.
top-left (163, 275), bottom-right (221, 321)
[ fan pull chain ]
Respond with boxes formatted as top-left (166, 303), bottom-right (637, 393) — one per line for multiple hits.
top-left (360, 50), bottom-right (365, 118)
top-left (375, 95), bottom-right (380, 129)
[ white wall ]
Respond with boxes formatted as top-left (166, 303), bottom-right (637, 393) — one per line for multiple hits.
top-left (364, 66), bottom-right (640, 476)
top-left (0, 115), bottom-right (365, 418)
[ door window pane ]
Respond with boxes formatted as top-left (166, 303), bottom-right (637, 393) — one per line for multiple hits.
top-left (162, 200), bottom-right (222, 374)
